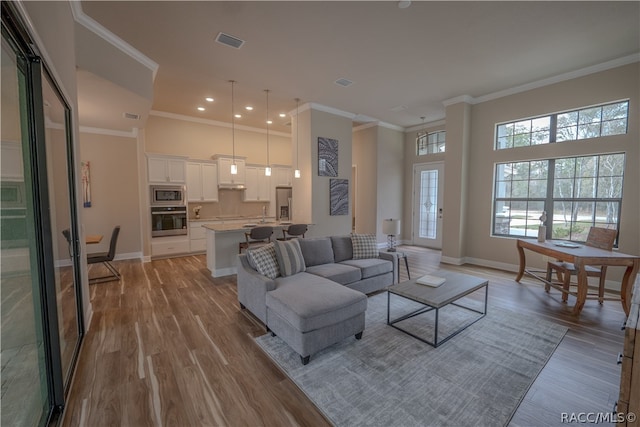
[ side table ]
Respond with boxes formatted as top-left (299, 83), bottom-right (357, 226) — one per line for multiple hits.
top-left (388, 251), bottom-right (410, 282)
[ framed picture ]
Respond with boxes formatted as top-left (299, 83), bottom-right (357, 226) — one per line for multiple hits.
top-left (318, 137), bottom-right (338, 177)
top-left (330, 178), bottom-right (348, 215)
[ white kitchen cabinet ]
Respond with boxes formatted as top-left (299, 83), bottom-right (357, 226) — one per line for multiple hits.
top-left (147, 155), bottom-right (186, 183)
top-left (273, 166), bottom-right (292, 187)
top-left (189, 222), bottom-right (207, 253)
top-left (216, 157), bottom-right (246, 185)
top-left (244, 166), bottom-right (271, 202)
top-left (187, 161), bottom-right (218, 202)
top-left (151, 236), bottom-right (190, 257)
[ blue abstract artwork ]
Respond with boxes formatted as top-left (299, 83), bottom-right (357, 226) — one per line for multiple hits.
top-left (330, 179), bottom-right (349, 216)
top-left (318, 137), bottom-right (338, 177)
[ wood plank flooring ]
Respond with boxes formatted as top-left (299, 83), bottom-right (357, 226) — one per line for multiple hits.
top-left (62, 246), bottom-right (626, 427)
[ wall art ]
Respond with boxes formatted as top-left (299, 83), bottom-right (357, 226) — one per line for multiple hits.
top-left (330, 178), bottom-right (348, 216)
top-left (81, 160), bottom-right (91, 207)
top-left (318, 137), bottom-right (338, 177)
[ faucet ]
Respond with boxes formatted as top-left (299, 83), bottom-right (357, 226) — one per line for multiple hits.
top-left (261, 205), bottom-right (266, 223)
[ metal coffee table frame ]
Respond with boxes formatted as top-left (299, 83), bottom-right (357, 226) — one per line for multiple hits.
top-left (387, 278), bottom-right (488, 348)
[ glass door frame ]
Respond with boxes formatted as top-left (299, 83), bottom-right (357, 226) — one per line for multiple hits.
top-left (2, 1), bottom-right (84, 421)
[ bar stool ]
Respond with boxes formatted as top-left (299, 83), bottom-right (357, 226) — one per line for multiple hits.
top-left (239, 226), bottom-right (273, 253)
top-left (279, 224), bottom-right (307, 241)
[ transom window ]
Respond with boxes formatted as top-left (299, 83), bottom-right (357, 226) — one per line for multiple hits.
top-left (493, 153), bottom-right (625, 245)
top-left (496, 100), bottom-right (628, 149)
top-left (417, 131), bottom-right (445, 155)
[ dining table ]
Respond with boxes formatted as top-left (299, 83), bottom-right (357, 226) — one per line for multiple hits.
top-left (86, 234), bottom-right (103, 245)
top-left (515, 238), bottom-right (640, 316)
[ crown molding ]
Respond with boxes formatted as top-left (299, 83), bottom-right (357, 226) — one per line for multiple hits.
top-left (308, 102), bottom-right (357, 120)
top-left (70, 2), bottom-right (158, 81)
top-left (150, 110), bottom-right (291, 138)
top-left (442, 54), bottom-right (640, 108)
top-left (474, 53), bottom-right (640, 104)
top-left (79, 126), bottom-right (139, 138)
top-left (405, 119), bottom-right (446, 133)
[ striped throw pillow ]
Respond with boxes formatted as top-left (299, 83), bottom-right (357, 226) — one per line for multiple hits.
top-left (351, 233), bottom-right (379, 259)
top-left (246, 244), bottom-right (280, 279)
top-left (273, 239), bottom-right (306, 277)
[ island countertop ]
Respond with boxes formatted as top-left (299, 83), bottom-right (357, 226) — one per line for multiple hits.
top-left (202, 221), bottom-right (291, 233)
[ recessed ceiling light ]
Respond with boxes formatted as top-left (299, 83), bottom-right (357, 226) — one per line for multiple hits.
top-left (279, 113), bottom-right (286, 118)
top-left (245, 106), bottom-right (253, 111)
top-left (205, 97), bottom-right (214, 102)
top-left (197, 107), bottom-right (205, 111)
top-left (235, 114), bottom-right (242, 118)
top-left (266, 120), bottom-right (273, 124)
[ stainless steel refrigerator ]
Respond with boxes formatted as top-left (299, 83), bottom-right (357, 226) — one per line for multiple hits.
top-left (275, 187), bottom-right (293, 221)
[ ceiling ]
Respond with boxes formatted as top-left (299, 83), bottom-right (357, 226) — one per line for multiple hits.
top-left (78, 1), bottom-right (640, 134)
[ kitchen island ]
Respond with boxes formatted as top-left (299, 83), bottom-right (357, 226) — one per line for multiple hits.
top-left (203, 221), bottom-right (292, 277)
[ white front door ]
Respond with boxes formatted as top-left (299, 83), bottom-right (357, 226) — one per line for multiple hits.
top-left (412, 162), bottom-right (444, 249)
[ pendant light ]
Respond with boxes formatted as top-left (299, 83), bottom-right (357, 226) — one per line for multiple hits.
top-left (294, 98), bottom-right (301, 179)
top-left (229, 80), bottom-right (238, 175)
top-left (264, 89), bottom-right (272, 176)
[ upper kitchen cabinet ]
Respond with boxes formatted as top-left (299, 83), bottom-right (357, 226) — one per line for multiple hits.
top-left (187, 161), bottom-right (218, 202)
top-left (147, 154), bottom-right (187, 183)
top-left (273, 166), bottom-right (292, 187)
top-left (244, 166), bottom-right (271, 202)
top-left (215, 155), bottom-right (246, 186)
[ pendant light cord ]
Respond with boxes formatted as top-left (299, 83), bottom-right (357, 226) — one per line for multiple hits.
top-left (230, 80), bottom-right (236, 163)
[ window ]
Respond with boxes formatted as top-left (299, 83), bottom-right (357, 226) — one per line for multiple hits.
top-left (496, 100), bottom-right (628, 149)
top-left (493, 153), bottom-right (624, 244)
top-left (417, 131), bottom-right (445, 155)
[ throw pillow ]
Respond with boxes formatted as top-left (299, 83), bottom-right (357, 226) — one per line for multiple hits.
top-left (273, 239), bottom-right (306, 277)
top-left (351, 233), bottom-right (379, 259)
top-left (246, 244), bottom-right (280, 279)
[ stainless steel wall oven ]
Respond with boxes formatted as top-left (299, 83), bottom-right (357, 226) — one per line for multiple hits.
top-left (151, 206), bottom-right (188, 237)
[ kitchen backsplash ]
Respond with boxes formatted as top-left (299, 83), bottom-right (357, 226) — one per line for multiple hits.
top-left (188, 189), bottom-right (269, 219)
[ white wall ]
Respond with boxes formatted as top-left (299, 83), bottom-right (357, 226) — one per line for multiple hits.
top-left (403, 62), bottom-right (639, 288)
top-left (79, 132), bottom-right (142, 258)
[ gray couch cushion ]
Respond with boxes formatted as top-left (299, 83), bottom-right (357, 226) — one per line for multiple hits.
top-left (273, 239), bottom-right (306, 276)
top-left (341, 258), bottom-right (393, 279)
top-left (266, 276), bottom-right (367, 332)
top-left (331, 236), bottom-right (353, 262)
top-left (298, 237), bottom-right (334, 266)
top-left (305, 263), bottom-right (362, 285)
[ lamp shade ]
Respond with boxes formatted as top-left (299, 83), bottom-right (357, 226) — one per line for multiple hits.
top-left (382, 219), bottom-right (401, 235)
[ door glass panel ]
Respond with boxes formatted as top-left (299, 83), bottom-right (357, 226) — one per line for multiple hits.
top-left (419, 170), bottom-right (438, 239)
top-left (42, 71), bottom-right (80, 387)
top-left (1, 35), bottom-right (49, 427)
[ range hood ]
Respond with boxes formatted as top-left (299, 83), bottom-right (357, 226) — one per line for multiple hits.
top-left (218, 183), bottom-right (246, 190)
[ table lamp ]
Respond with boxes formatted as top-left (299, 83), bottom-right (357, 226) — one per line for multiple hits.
top-left (382, 219), bottom-right (401, 252)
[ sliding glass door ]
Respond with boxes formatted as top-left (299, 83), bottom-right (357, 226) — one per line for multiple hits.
top-left (1, 3), bottom-right (84, 425)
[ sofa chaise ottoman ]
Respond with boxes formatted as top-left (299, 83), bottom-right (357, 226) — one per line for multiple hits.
top-left (237, 234), bottom-right (395, 364)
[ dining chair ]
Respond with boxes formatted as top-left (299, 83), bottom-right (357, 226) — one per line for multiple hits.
top-left (87, 226), bottom-right (121, 284)
top-left (545, 226), bottom-right (617, 304)
top-left (239, 226), bottom-right (273, 253)
top-left (279, 224), bottom-right (308, 241)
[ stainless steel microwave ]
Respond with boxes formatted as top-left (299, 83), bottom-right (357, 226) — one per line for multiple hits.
top-left (150, 185), bottom-right (185, 206)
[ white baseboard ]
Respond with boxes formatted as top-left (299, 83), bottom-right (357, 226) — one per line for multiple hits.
top-left (440, 256), bottom-right (466, 266)
top-left (142, 255), bottom-right (152, 263)
top-left (213, 267), bottom-right (236, 278)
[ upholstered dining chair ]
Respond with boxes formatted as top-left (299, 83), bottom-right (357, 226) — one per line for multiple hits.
top-left (279, 224), bottom-right (308, 241)
top-left (239, 226), bottom-right (273, 253)
top-left (87, 226), bottom-right (121, 284)
top-left (545, 226), bottom-right (617, 304)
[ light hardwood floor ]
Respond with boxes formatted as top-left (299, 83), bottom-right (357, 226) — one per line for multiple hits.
top-left (62, 246), bottom-right (626, 426)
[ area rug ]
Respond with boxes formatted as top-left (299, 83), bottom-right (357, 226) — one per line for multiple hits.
top-left (255, 292), bottom-right (567, 427)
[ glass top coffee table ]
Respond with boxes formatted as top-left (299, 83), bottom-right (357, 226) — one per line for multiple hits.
top-left (387, 269), bottom-right (488, 347)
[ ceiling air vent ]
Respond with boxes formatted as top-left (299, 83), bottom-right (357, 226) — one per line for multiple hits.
top-left (123, 112), bottom-right (140, 120)
top-left (335, 78), bottom-right (354, 87)
top-left (215, 32), bottom-right (245, 49)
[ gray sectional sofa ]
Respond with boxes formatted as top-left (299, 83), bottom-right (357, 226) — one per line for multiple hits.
top-left (237, 235), bottom-right (396, 364)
